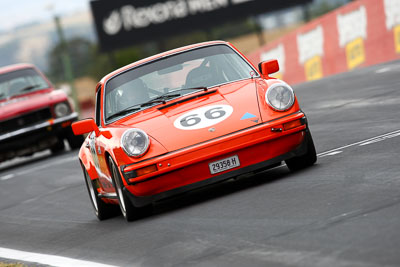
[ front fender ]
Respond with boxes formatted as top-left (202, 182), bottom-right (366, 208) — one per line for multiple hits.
top-left (256, 78), bottom-right (301, 123)
top-left (78, 137), bottom-right (98, 180)
top-left (100, 128), bottom-right (168, 168)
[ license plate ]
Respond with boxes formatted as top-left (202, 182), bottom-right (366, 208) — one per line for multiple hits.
top-left (209, 155), bottom-right (240, 174)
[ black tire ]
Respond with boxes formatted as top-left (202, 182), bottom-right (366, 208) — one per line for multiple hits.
top-left (285, 129), bottom-right (317, 172)
top-left (81, 164), bottom-right (119, 220)
top-left (50, 139), bottom-right (65, 154)
top-left (109, 156), bottom-right (152, 222)
top-left (66, 128), bottom-right (84, 149)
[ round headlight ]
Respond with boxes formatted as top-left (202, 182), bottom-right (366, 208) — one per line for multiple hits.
top-left (121, 129), bottom-right (150, 157)
top-left (54, 102), bottom-right (71, 117)
top-left (265, 83), bottom-right (295, 111)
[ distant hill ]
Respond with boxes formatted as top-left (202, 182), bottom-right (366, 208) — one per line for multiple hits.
top-left (0, 11), bottom-right (95, 72)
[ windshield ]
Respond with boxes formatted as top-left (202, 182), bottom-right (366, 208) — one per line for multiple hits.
top-left (0, 68), bottom-right (50, 100)
top-left (104, 44), bottom-right (256, 122)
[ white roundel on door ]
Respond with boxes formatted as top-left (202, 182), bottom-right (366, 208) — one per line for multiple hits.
top-left (173, 105), bottom-right (233, 130)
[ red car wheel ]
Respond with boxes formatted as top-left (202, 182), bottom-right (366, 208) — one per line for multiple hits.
top-left (82, 164), bottom-right (119, 220)
top-left (285, 129), bottom-right (317, 171)
top-left (109, 156), bottom-right (151, 222)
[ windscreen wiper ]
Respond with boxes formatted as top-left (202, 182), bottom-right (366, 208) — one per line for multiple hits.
top-left (180, 86), bottom-right (208, 92)
top-left (107, 89), bottom-right (191, 121)
top-left (20, 85), bottom-right (40, 92)
top-left (109, 87), bottom-right (210, 119)
top-left (140, 93), bottom-right (181, 107)
top-left (141, 87), bottom-right (208, 107)
top-left (107, 105), bottom-right (142, 121)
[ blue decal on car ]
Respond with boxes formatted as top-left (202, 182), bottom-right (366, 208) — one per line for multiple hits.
top-left (240, 112), bottom-right (256, 120)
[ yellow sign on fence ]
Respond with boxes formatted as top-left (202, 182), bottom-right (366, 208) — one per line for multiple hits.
top-left (304, 55), bottom-right (323, 81)
top-left (394, 25), bottom-right (400, 53)
top-left (345, 37), bottom-right (365, 70)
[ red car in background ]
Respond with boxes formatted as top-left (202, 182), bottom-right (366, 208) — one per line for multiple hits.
top-left (0, 64), bottom-right (83, 162)
top-left (72, 41), bottom-right (317, 221)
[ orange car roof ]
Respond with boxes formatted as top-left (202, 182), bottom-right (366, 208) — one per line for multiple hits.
top-left (99, 40), bottom-right (230, 86)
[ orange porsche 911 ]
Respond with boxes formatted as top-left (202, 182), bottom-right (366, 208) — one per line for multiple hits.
top-left (72, 41), bottom-right (316, 221)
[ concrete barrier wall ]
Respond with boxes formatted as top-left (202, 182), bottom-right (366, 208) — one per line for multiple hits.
top-left (247, 0), bottom-right (400, 84)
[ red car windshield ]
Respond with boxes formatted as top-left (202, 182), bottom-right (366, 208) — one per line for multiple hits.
top-left (104, 44), bottom-right (257, 122)
top-left (0, 68), bottom-right (50, 100)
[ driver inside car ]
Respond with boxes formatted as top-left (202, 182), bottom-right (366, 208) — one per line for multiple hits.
top-left (118, 78), bottom-right (150, 111)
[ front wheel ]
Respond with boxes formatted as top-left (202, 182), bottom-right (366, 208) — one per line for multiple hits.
top-left (285, 129), bottom-right (317, 172)
top-left (82, 164), bottom-right (119, 220)
top-left (109, 156), bottom-right (152, 222)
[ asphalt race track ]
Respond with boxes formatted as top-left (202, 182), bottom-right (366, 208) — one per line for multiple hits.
top-left (1, 60), bottom-right (400, 267)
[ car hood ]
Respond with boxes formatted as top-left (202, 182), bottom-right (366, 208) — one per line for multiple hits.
top-left (115, 80), bottom-right (262, 152)
top-left (0, 89), bottom-right (66, 121)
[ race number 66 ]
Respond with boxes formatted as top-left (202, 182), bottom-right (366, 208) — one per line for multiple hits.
top-left (174, 105), bottom-right (233, 130)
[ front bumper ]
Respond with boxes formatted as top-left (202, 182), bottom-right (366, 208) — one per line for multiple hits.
top-left (125, 133), bottom-right (309, 207)
top-left (0, 112), bottom-right (78, 142)
top-left (0, 112), bottom-right (79, 160)
top-left (121, 112), bottom-right (309, 207)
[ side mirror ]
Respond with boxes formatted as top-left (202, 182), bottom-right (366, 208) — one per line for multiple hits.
top-left (258, 59), bottom-right (279, 76)
top-left (72, 119), bottom-right (100, 136)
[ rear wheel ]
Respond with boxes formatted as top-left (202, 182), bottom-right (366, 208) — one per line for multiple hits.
top-left (285, 129), bottom-right (317, 171)
top-left (82, 165), bottom-right (119, 220)
top-left (109, 156), bottom-right (152, 222)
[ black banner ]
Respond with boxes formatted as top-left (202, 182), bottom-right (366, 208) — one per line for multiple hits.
top-left (90, 0), bottom-right (311, 51)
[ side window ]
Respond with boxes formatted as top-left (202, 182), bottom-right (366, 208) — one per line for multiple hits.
top-left (95, 86), bottom-right (101, 127)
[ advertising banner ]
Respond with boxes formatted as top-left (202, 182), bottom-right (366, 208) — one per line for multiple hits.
top-left (90, 0), bottom-right (311, 51)
top-left (248, 0), bottom-right (400, 85)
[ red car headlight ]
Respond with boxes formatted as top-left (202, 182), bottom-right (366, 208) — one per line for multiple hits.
top-left (265, 83), bottom-right (295, 111)
top-left (121, 128), bottom-right (150, 157)
top-left (54, 101), bottom-right (71, 118)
